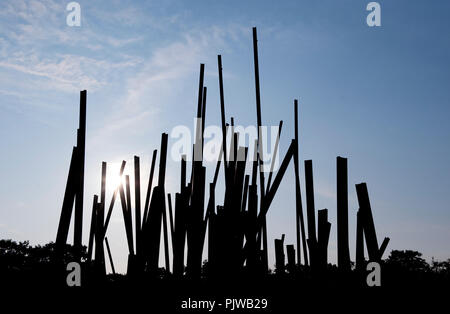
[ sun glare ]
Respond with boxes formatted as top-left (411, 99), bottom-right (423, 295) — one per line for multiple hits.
top-left (104, 162), bottom-right (127, 192)
top-left (106, 173), bottom-right (125, 192)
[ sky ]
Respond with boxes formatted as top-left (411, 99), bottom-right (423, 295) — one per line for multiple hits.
top-left (0, 0), bottom-right (449, 273)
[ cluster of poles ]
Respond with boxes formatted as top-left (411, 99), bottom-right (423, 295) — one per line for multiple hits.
top-left (55, 27), bottom-right (389, 281)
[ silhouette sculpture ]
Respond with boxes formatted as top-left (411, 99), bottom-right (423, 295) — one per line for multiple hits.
top-left (52, 27), bottom-right (392, 285)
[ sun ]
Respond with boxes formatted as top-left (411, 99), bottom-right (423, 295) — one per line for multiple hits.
top-left (104, 162), bottom-right (127, 192)
top-left (106, 173), bottom-right (124, 192)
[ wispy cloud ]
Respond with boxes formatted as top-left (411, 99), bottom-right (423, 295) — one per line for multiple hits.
top-left (0, 0), bottom-right (145, 98)
top-left (88, 24), bottom-right (247, 148)
top-left (0, 53), bottom-right (142, 92)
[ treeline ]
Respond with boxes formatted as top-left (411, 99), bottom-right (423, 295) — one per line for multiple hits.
top-left (1, 239), bottom-right (449, 286)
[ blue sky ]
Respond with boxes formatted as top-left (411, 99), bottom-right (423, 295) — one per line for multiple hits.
top-left (1, 0), bottom-right (449, 273)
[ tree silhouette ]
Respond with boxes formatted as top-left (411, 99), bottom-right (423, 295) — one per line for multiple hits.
top-left (0, 239), bottom-right (87, 273)
top-left (386, 250), bottom-right (429, 272)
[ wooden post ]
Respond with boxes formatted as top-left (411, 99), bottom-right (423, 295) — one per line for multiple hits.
top-left (337, 157), bottom-right (350, 271)
top-left (251, 27), bottom-right (268, 273)
top-left (194, 64), bottom-right (205, 163)
top-left (55, 146), bottom-right (78, 253)
top-left (143, 149), bottom-right (157, 225)
top-left (317, 209), bottom-right (331, 270)
top-left (87, 195), bottom-right (98, 262)
top-left (305, 160), bottom-right (317, 245)
top-left (378, 237), bottom-right (390, 260)
top-left (252, 27), bottom-right (266, 200)
top-left (181, 154), bottom-right (186, 191)
top-left (146, 134), bottom-right (168, 273)
top-left (125, 175), bottom-right (133, 252)
top-left (104, 236), bottom-right (116, 275)
top-left (173, 190), bottom-right (187, 277)
top-left (293, 100), bottom-right (308, 266)
top-left (94, 162), bottom-right (106, 274)
top-left (286, 244), bottom-right (296, 273)
top-left (265, 120), bottom-right (283, 194)
top-left (162, 198), bottom-right (170, 273)
top-left (167, 193), bottom-right (175, 241)
top-left (100, 162), bottom-right (106, 221)
top-left (217, 55), bottom-right (228, 181)
top-left (356, 209), bottom-right (365, 271)
top-left (94, 197), bottom-right (106, 276)
top-left (241, 175), bottom-right (250, 212)
top-left (134, 156), bottom-right (141, 255)
top-left (119, 181), bottom-right (134, 255)
top-left (201, 86), bottom-right (207, 151)
top-left (74, 90), bottom-right (87, 255)
top-left (356, 183), bottom-right (379, 261)
top-left (274, 234), bottom-right (286, 274)
top-left (159, 133), bottom-right (168, 188)
top-left (104, 160), bottom-right (126, 235)
top-left (253, 140), bottom-right (295, 257)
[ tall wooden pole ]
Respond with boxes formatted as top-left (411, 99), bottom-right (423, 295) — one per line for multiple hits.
top-left (143, 149), bottom-right (157, 225)
top-left (74, 90), bottom-right (86, 257)
top-left (294, 100), bottom-right (308, 266)
top-left (55, 146), bottom-right (78, 253)
top-left (134, 156), bottom-right (141, 255)
top-left (218, 55), bottom-right (228, 181)
top-left (305, 160), bottom-right (317, 241)
top-left (356, 183), bottom-right (379, 261)
top-left (104, 236), bottom-right (116, 275)
top-left (252, 27), bottom-right (268, 272)
top-left (252, 27), bottom-right (266, 199)
top-left (337, 157), bottom-right (350, 271)
top-left (104, 160), bottom-right (126, 235)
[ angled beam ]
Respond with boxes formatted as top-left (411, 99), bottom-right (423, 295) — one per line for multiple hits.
top-left (145, 185), bottom-right (164, 272)
top-left (104, 236), bottom-right (116, 275)
top-left (241, 174), bottom-right (250, 212)
top-left (293, 99), bottom-right (308, 266)
top-left (193, 64), bottom-right (205, 163)
top-left (55, 146), bottom-right (78, 252)
top-left (103, 160), bottom-right (126, 236)
top-left (87, 194), bottom-right (98, 262)
top-left (378, 237), bottom-right (390, 260)
top-left (259, 140), bottom-right (295, 219)
top-left (356, 183), bottom-right (379, 261)
top-left (119, 181), bottom-right (134, 255)
top-left (212, 143), bottom-right (223, 188)
top-left (201, 86), bottom-right (207, 152)
top-left (266, 120), bottom-right (283, 194)
top-left (167, 193), bottom-right (175, 242)
top-left (218, 55), bottom-right (228, 179)
top-left (252, 27), bottom-right (266, 201)
top-left (143, 149), bottom-right (157, 225)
